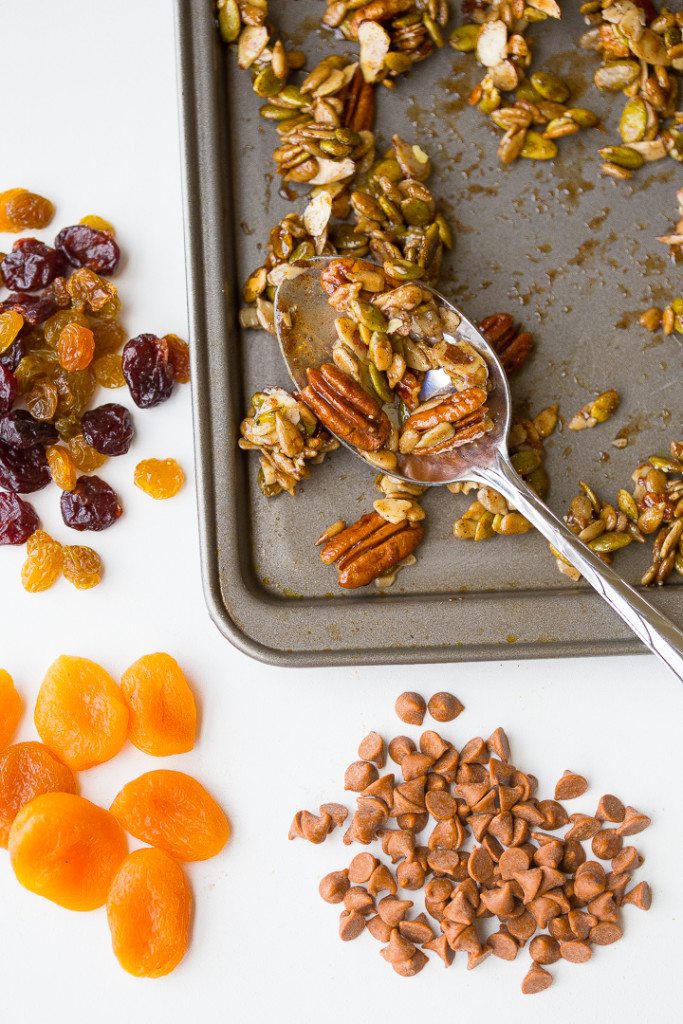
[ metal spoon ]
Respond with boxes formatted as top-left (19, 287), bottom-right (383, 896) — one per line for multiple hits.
top-left (275, 257), bottom-right (683, 680)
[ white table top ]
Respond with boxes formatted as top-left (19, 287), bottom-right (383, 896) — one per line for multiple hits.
top-left (1, 2), bottom-right (681, 1022)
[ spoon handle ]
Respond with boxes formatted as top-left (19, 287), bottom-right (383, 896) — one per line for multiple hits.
top-left (476, 453), bottom-right (683, 682)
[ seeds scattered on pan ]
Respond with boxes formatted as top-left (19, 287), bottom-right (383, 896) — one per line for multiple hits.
top-left (289, 696), bottom-right (652, 989)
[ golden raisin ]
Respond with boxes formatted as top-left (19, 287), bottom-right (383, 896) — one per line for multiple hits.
top-left (21, 530), bottom-right (63, 593)
top-left (34, 655), bottom-right (128, 770)
top-left (0, 189), bottom-right (27, 232)
top-left (0, 742), bottom-right (77, 847)
top-left (66, 268), bottom-right (117, 312)
top-left (91, 318), bottom-right (126, 356)
top-left (134, 458), bottom-right (185, 499)
top-left (110, 770), bottom-right (230, 861)
top-left (67, 432), bottom-right (107, 471)
top-left (107, 849), bottom-right (192, 978)
top-left (26, 380), bottom-right (59, 421)
top-left (0, 310), bottom-right (24, 354)
top-left (62, 545), bottom-right (103, 590)
top-left (57, 322), bottom-right (95, 371)
top-left (9, 792), bottom-right (127, 910)
top-left (164, 335), bottom-right (191, 384)
top-left (121, 653), bottom-right (197, 756)
top-left (79, 214), bottom-right (115, 235)
top-left (93, 353), bottom-right (125, 388)
top-left (46, 444), bottom-right (77, 490)
top-left (0, 670), bottom-right (23, 751)
top-left (4, 190), bottom-right (54, 230)
top-left (43, 309), bottom-right (90, 349)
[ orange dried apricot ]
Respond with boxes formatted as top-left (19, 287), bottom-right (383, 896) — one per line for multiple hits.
top-left (34, 655), bottom-right (128, 770)
top-left (134, 458), bottom-right (185, 499)
top-left (0, 741), bottom-right (77, 847)
top-left (121, 653), bottom-right (196, 756)
top-left (0, 669), bottom-right (23, 750)
top-left (107, 848), bottom-right (192, 977)
top-left (110, 770), bottom-right (229, 861)
top-left (9, 792), bottom-right (127, 910)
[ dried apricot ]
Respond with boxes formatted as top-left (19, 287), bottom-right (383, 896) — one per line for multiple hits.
top-left (107, 848), bottom-right (192, 977)
top-left (0, 669), bottom-right (23, 750)
top-left (21, 530), bottom-right (63, 593)
top-left (134, 458), bottom-right (185, 499)
top-left (9, 792), bottom-right (127, 910)
top-left (110, 770), bottom-right (229, 861)
top-left (121, 653), bottom-right (196, 756)
top-left (57, 322), bottom-right (95, 371)
top-left (0, 742), bottom-right (77, 847)
top-left (62, 545), bottom-right (103, 590)
top-left (35, 655), bottom-right (128, 770)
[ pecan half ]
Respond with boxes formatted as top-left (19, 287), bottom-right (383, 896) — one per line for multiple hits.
top-left (343, 67), bottom-right (376, 133)
top-left (347, 0), bottom-right (414, 35)
top-left (394, 370), bottom-right (423, 411)
top-left (478, 313), bottom-right (533, 376)
top-left (404, 387), bottom-right (487, 433)
top-left (400, 387), bottom-right (492, 455)
top-left (302, 363), bottom-right (390, 451)
top-left (320, 511), bottom-right (424, 589)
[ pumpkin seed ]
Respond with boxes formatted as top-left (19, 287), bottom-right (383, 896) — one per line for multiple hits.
top-left (619, 97), bottom-right (648, 143)
top-left (253, 67), bottom-right (283, 98)
top-left (530, 70), bottom-right (570, 103)
top-left (594, 60), bottom-right (640, 90)
top-left (649, 455), bottom-right (683, 473)
top-left (588, 532), bottom-right (633, 553)
top-left (598, 145), bottom-right (644, 170)
top-left (400, 198), bottom-right (432, 226)
top-left (384, 258), bottom-right (424, 281)
top-left (511, 449), bottom-right (542, 475)
top-left (384, 51), bottom-right (413, 75)
top-left (217, 0), bottom-right (241, 44)
top-left (520, 131), bottom-right (558, 160)
top-left (368, 363), bottom-right (394, 405)
top-left (566, 107), bottom-right (599, 128)
top-left (450, 24), bottom-right (480, 52)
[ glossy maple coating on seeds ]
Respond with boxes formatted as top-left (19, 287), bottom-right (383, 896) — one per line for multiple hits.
top-left (107, 849), bottom-right (192, 978)
top-left (134, 458), bottom-right (185, 499)
top-left (0, 493), bottom-right (39, 544)
top-left (9, 793), bottom-right (127, 910)
top-left (60, 475), bottom-right (122, 531)
top-left (110, 770), bottom-right (230, 861)
top-left (0, 742), bottom-right (77, 847)
top-left (122, 334), bottom-right (175, 408)
top-left (0, 670), bottom-right (23, 751)
top-left (121, 653), bottom-right (197, 756)
top-left (0, 239), bottom-right (67, 292)
top-left (0, 440), bottom-right (50, 493)
top-left (34, 655), bottom-right (129, 770)
top-left (55, 225), bottom-right (121, 276)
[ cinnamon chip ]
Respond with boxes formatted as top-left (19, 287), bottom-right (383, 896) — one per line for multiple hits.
top-left (344, 760), bottom-right (378, 792)
top-left (559, 940), bottom-right (592, 964)
top-left (319, 870), bottom-right (350, 904)
top-left (529, 934), bottom-right (560, 965)
top-left (339, 909), bottom-right (365, 941)
top-left (366, 915), bottom-right (392, 942)
top-left (487, 727), bottom-right (511, 761)
top-left (554, 770), bottom-right (588, 800)
top-left (590, 922), bottom-right (623, 945)
top-left (596, 793), bottom-right (625, 823)
top-left (427, 691), bottom-right (464, 723)
top-left (591, 828), bottom-right (623, 861)
top-left (611, 846), bottom-right (643, 873)
top-left (388, 735), bottom-right (415, 765)
top-left (521, 963), bottom-right (553, 994)
top-left (621, 881), bottom-right (652, 910)
top-left (348, 852), bottom-right (378, 884)
top-left (487, 930), bottom-right (518, 960)
top-left (358, 731), bottom-right (385, 767)
top-left (616, 807), bottom-right (651, 837)
top-left (395, 691), bottom-right (426, 726)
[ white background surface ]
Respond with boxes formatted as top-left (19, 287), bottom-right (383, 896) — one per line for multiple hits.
top-left (1, 2), bottom-right (681, 1022)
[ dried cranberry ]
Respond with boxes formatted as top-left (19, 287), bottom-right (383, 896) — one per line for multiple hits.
top-left (60, 475), bottom-right (122, 531)
top-left (0, 291), bottom-right (59, 326)
top-left (0, 238), bottom-right (67, 292)
top-left (0, 365), bottom-right (17, 414)
top-left (0, 492), bottom-right (39, 544)
top-left (81, 403), bottom-right (134, 456)
top-left (122, 334), bottom-right (175, 408)
top-left (0, 411), bottom-right (58, 449)
top-left (0, 335), bottom-right (26, 372)
top-left (55, 225), bottom-right (120, 276)
top-left (0, 440), bottom-right (50, 493)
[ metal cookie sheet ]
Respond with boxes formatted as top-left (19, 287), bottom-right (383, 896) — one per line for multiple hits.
top-left (175, 1), bottom-right (682, 666)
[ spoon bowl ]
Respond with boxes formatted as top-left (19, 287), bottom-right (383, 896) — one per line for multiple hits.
top-left (274, 255), bottom-right (683, 682)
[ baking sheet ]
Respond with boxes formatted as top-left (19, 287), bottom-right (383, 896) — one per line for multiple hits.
top-left (175, 0), bottom-right (682, 665)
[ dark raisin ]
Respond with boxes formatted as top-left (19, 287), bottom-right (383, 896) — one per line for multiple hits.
top-left (0, 440), bottom-right (50, 492)
top-left (0, 411), bottom-right (58, 449)
top-left (54, 225), bottom-right (121, 276)
top-left (0, 291), bottom-right (59, 326)
top-left (0, 364), bottom-right (17, 413)
top-left (0, 492), bottom-right (40, 544)
top-left (60, 475), bottom-right (122, 531)
top-left (81, 403), bottom-right (134, 456)
top-left (0, 335), bottom-right (26, 372)
top-left (122, 334), bottom-right (174, 408)
top-left (0, 238), bottom-right (67, 292)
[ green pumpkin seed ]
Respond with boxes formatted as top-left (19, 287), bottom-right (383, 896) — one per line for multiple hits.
top-left (526, 466), bottom-right (549, 498)
top-left (218, 0), bottom-right (241, 43)
top-left (511, 449), bottom-right (542, 475)
top-left (242, 266), bottom-right (267, 303)
top-left (617, 489), bottom-right (639, 521)
top-left (435, 212), bottom-right (453, 249)
top-left (520, 131), bottom-right (558, 160)
top-left (349, 299), bottom-right (388, 333)
top-left (260, 104), bottom-right (300, 121)
top-left (384, 51), bottom-right (413, 74)
top-left (589, 388), bottom-right (620, 421)
top-left (350, 191), bottom-right (384, 221)
top-left (423, 14), bottom-right (444, 48)
top-left (598, 145), bottom-right (644, 170)
top-left (530, 70), bottom-right (570, 104)
top-left (588, 531), bottom-right (632, 553)
top-left (371, 158), bottom-right (403, 183)
top-left (649, 455), bottom-right (683, 473)
top-left (368, 363), bottom-right (394, 404)
top-left (276, 85), bottom-right (306, 108)
top-left (450, 24), bottom-right (480, 52)
top-left (378, 195), bottom-right (403, 223)
top-left (567, 107), bottom-right (599, 129)
top-left (478, 86), bottom-right (501, 115)
top-left (320, 139), bottom-right (352, 157)
top-left (253, 67), bottom-right (282, 98)
top-left (289, 240), bottom-right (315, 262)
top-left (400, 198), bottom-right (432, 226)
top-left (514, 82), bottom-right (541, 102)
top-left (619, 97), bottom-right (648, 143)
top-left (384, 258), bottom-right (424, 280)
top-left (418, 222), bottom-right (440, 269)
top-left (671, 297), bottom-right (683, 314)
top-left (594, 60), bottom-right (640, 91)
